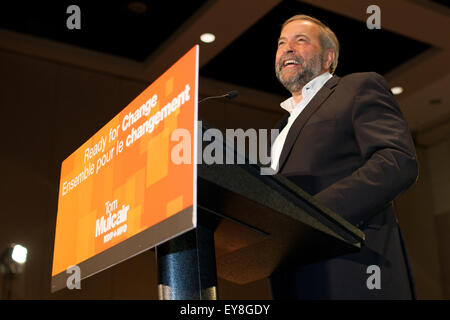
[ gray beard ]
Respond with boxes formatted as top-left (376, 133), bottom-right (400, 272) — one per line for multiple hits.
top-left (275, 53), bottom-right (323, 94)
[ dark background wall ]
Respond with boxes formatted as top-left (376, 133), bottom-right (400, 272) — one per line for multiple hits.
top-left (0, 0), bottom-right (449, 299)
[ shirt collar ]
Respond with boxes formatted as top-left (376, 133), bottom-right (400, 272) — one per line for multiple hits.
top-left (280, 72), bottom-right (333, 113)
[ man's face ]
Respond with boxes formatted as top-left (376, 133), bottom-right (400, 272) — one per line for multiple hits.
top-left (275, 20), bottom-right (325, 94)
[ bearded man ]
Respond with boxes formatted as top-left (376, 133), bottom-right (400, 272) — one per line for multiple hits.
top-left (269, 14), bottom-right (418, 299)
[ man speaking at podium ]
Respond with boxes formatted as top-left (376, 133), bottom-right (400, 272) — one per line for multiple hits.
top-left (269, 15), bottom-right (418, 299)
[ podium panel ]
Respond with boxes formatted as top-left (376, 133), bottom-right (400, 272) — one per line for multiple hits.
top-left (198, 160), bottom-right (364, 284)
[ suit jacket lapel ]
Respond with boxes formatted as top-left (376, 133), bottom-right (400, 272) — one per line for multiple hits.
top-left (268, 111), bottom-right (289, 154)
top-left (275, 112), bottom-right (290, 131)
top-left (277, 75), bottom-right (340, 172)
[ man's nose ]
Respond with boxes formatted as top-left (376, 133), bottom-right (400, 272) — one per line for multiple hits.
top-left (284, 41), bottom-right (295, 54)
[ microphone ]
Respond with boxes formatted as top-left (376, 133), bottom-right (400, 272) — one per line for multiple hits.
top-left (199, 90), bottom-right (239, 103)
top-left (224, 90), bottom-right (239, 100)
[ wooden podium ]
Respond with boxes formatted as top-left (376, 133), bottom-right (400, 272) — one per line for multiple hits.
top-left (155, 122), bottom-right (365, 300)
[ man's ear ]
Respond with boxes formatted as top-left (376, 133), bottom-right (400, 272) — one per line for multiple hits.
top-left (323, 49), bottom-right (335, 71)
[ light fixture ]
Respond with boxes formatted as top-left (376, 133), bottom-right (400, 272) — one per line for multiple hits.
top-left (200, 33), bottom-right (216, 43)
top-left (11, 245), bottom-right (27, 264)
top-left (391, 86), bottom-right (403, 95)
top-left (128, 1), bottom-right (148, 15)
top-left (1, 243), bottom-right (28, 299)
top-left (1, 243), bottom-right (28, 275)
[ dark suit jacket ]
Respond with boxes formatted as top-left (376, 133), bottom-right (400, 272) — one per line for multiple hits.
top-left (269, 72), bottom-right (418, 299)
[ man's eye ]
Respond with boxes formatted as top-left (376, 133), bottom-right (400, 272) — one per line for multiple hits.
top-left (278, 41), bottom-right (285, 47)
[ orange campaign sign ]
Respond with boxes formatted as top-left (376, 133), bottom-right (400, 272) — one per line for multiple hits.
top-left (51, 46), bottom-right (199, 292)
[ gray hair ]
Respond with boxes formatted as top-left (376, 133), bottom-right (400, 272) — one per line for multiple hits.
top-left (282, 14), bottom-right (340, 74)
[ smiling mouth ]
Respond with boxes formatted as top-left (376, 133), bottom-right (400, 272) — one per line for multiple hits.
top-left (280, 59), bottom-right (300, 70)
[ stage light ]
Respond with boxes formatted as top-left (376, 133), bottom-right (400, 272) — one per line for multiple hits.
top-left (11, 244), bottom-right (27, 264)
top-left (200, 33), bottom-right (215, 43)
top-left (1, 243), bottom-right (28, 275)
top-left (128, 1), bottom-right (148, 15)
top-left (391, 86), bottom-right (403, 95)
top-left (1, 244), bottom-right (28, 299)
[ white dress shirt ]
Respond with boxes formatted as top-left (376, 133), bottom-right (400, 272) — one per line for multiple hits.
top-left (270, 72), bottom-right (333, 173)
